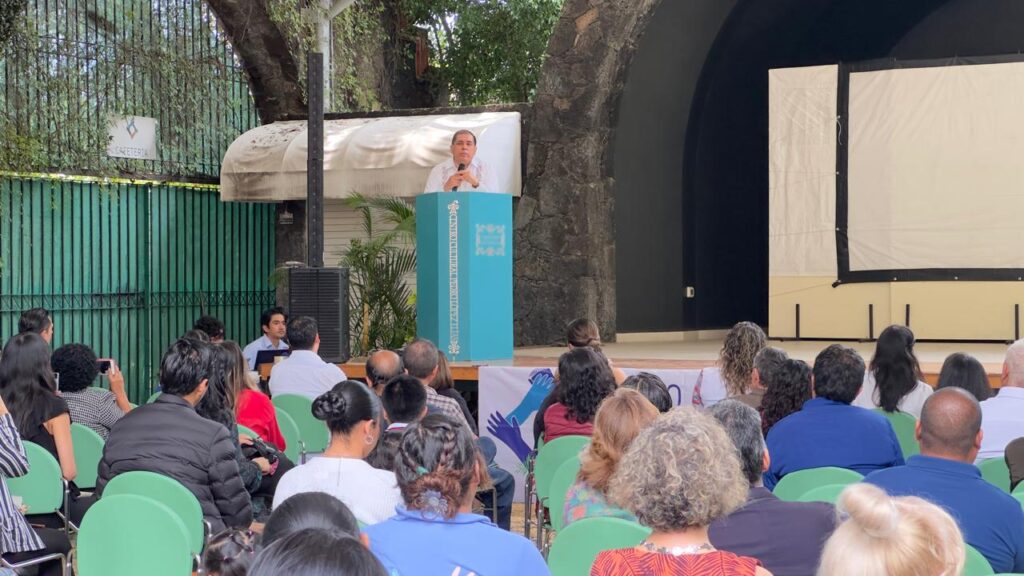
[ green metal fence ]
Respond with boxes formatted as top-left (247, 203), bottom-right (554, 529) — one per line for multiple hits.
top-left (0, 177), bottom-right (276, 402)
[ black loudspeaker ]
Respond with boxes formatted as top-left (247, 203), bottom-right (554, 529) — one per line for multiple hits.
top-left (288, 267), bottom-right (350, 363)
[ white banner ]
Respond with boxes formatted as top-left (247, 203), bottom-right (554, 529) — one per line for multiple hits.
top-left (107, 116), bottom-right (158, 160)
top-left (479, 365), bottom-right (707, 502)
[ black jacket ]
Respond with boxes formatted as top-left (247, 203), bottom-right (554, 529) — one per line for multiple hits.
top-left (95, 394), bottom-right (252, 532)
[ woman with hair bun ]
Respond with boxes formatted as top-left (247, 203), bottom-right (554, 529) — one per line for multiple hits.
top-left (818, 483), bottom-right (964, 576)
top-left (365, 414), bottom-right (550, 575)
top-left (272, 380), bottom-right (402, 524)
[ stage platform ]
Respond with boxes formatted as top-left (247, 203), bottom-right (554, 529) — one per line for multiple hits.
top-left (339, 336), bottom-right (1009, 389)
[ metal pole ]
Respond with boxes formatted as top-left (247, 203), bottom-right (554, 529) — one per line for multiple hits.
top-left (307, 52), bottom-right (325, 268)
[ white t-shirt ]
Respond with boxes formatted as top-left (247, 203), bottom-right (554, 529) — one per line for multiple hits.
top-left (423, 157), bottom-right (501, 193)
top-left (268, 350), bottom-right (347, 400)
top-left (273, 456), bottom-right (403, 525)
top-left (852, 373), bottom-right (934, 419)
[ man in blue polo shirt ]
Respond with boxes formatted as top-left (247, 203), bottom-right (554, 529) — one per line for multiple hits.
top-left (765, 344), bottom-right (903, 489)
top-left (865, 388), bottom-right (1024, 573)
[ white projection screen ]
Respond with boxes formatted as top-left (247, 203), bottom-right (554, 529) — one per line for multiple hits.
top-left (842, 59), bottom-right (1024, 281)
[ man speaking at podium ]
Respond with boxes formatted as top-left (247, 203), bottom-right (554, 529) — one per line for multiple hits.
top-left (423, 129), bottom-right (500, 193)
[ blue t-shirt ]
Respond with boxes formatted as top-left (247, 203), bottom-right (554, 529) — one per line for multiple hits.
top-left (765, 398), bottom-right (904, 489)
top-left (365, 507), bottom-right (550, 576)
top-left (865, 455), bottom-right (1024, 574)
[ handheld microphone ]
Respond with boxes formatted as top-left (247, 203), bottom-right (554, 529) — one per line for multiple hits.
top-left (452, 163), bottom-right (466, 192)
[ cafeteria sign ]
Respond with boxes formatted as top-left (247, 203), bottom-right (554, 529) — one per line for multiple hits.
top-left (107, 116), bottom-right (158, 160)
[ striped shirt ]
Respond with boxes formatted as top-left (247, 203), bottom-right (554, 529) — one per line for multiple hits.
top-left (0, 413), bottom-right (44, 555)
top-left (424, 386), bottom-right (473, 433)
top-left (62, 388), bottom-right (125, 440)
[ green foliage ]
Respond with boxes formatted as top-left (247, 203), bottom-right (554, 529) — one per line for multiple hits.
top-left (341, 192), bottom-right (417, 355)
top-left (402, 0), bottom-right (562, 104)
top-left (0, 0), bottom-right (25, 50)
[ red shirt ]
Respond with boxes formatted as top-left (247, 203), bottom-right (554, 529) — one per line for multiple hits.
top-left (592, 549), bottom-right (760, 576)
top-left (543, 402), bottom-right (594, 442)
top-left (236, 388), bottom-right (287, 451)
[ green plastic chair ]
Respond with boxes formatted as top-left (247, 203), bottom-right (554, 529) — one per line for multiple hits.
top-left (76, 493), bottom-right (193, 576)
top-left (146, 391), bottom-right (161, 404)
top-left (547, 517), bottom-right (651, 576)
top-left (70, 423), bottom-right (105, 490)
top-left (275, 408), bottom-right (304, 464)
top-left (549, 456), bottom-right (582, 531)
top-left (534, 435), bottom-right (590, 547)
top-left (772, 467), bottom-right (864, 501)
top-left (273, 394), bottom-right (329, 462)
top-left (964, 543), bottom-right (995, 576)
top-left (876, 409), bottom-right (919, 458)
top-left (237, 424), bottom-right (261, 440)
top-left (795, 483), bottom-right (849, 504)
top-left (979, 458), bottom-right (1011, 493)
top-left (6, 441), bottom-right (69, 527)
top-left (103, 471), bottom-right (207, 557)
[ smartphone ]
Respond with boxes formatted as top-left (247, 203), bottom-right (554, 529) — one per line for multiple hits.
top-left (97, 359), bottom-right (112, 374)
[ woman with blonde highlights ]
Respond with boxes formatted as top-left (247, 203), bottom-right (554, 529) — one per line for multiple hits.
top-left (564, 389), bottom-right (659, 527)
top-left (817, 483), bottom-right (964, 576)
top-left (693, 322), bottom-right (767, 408)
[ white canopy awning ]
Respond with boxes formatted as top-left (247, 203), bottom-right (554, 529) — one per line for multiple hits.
top-left (219, 111), bottom-right (522, 201)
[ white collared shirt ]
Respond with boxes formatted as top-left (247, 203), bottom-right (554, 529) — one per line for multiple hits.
top-left (268, 349), bottom-right (347, 400)
top-left (978, 387), bottom-right (1024, 461)
top-left (423, 157), bottom-right (501, 194)
top-left (242, 335), bottom-right (290, 370)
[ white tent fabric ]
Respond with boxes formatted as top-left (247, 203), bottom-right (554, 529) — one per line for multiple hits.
top-left (220, 111), bottom-right (522, 201)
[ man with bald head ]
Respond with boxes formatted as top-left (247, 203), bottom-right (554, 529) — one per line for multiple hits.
top-left (977, 339), bottom-right (1024, 461)
top-left (365, 349), bottom-right (404, 394)
top-left (865, 388), bottom-right (1024, 573)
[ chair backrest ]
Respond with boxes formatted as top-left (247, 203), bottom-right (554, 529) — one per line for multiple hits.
top-left (237, 424), bottom-right (260, 440)
top-left (275, 408), bottom-right (303, 463)
top-left (546, 517), bottom-right (651, 576)
top-left (272, 394), bottom-right (329, 454)
top-left (6, 441), bottom-right (64, 515)
top-left (103, 471), bottom-right (205, 555)
top-left (146, 391), bottom-right (161, 404)
top-left (979, 458), bottom-right (1011, 493)
top-left (70, 423), bottom-right (105, 490)
top-left (772, 466), bottom-right (864, 501)
top-left (77, 494), bottom-right (193, 576)
top-left (535, 435), bottom-right (590, 503)
top-left (795, 483), bottom-right (849, 505)
top-left (876, 409), bottom-right (920, 458)
top-left (549, 456), bottom-right (582, 531)
top-left (964, 543), bottom-right (995, 576)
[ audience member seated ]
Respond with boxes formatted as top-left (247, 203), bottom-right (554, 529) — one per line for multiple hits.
top-left (273, 381), bottom-right (401, 524)
top-left (364, 349), bottom-right (404, 395)
top-left (194, 315), bottom-right (226, 343)
top-left (765, 344), bottom-right (903, 489)
top-left (1005, 437), bottom-right (1024, 492)
top-left (853, 325), bottom-right (933, 418)
top-left (18, 307), bottom-right (54, 344)
top-left (268, 316), bottom-right (346, 400)
top-left (365, 414), bottom-right (549, 575)
top-left (864, 388), bottom-right (1024, 573)
top-left (937, 352), bottom-right (993, 401)
top-left (261, 492), bottom-right (363, 549)
top-left (817, 483), bottom-right (964, 576)
top-left (183, 329), bottom-right (211, 342)
top-left (367, 375), bottom-right (427, 471)
top-left (0, 333), bottom-right (93, 526)
top-left (0, 393), bottom-right (70, 576)
top-left (563, 388), bottom-right (658, 527)
top-left (735, 347), bottom-right (788, 410)
top-left (565, 318), bottom-right (627, 384)
top-left (200, 529), bottom-right (255, 576)
top-left (51, 343), bottom-right (131, 439)
top-left (693, 321), bottom-right (767, 408)
top-left (539, 347), bottom-right (616, 443)
top-left (978, 339), bottom-right (1024, 461)
top-left (403, 339), bottom-right (473, 431)
top-left (621, 372), bottom-right (673, 413)
top-left (242, 306), bottom-right (289, 370)
top-left (430, 351), bottom-right (477, 435)
top-left (249, 528), bottom-right (387, 576)
top-left (708, 400), bottom-right (836, 576)
top-left (96, 338), bottom-right (252, 533)
top-left (228, 340), bottom-right (287, 452)
top-left (758, 358), bottom-right (812, 436)
top-left (592, 408), bottom-right (770, 576)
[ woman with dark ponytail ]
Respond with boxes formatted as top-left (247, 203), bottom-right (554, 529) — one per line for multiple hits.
top-left (272, 380), bottom-right (402, 524)
top-left (853, 325), bottom-right (933, 418)
top-left (365, 414), bottom-right (550, 575)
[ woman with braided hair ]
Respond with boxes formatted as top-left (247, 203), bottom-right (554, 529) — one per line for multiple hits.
top-left (365, 413), bottom-right (550, 575)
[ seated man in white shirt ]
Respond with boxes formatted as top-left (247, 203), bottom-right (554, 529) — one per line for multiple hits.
top-left (269, 316), bottom-right (346, 400)
top-left (242, 306), bottom-right (289, 370)
top-left (978, 339), bottom-right (1024, 461)
top-left (423, 130), bottom-right (500, 193)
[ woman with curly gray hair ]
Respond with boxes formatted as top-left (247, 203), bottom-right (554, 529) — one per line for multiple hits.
top-left (692, 322), bottom-right (767, 408)
top-left (592, 408), bottom-right (772, 575)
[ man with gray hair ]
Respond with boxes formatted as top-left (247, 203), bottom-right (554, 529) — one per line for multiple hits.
top-left (423, 130), bottom-right (500, 193)
top-left (708, 400), bottom-right (835, 576)
top-left (977, 339), bottom-right (1024, 460)
top-left (735, 347), bottom-right (788, 409)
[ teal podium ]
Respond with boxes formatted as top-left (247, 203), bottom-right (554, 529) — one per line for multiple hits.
top-left (416, 192), bottom-right (513, 361)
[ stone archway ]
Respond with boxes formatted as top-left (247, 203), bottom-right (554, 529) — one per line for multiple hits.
top-left (514, 0), bottom-right (664, 345)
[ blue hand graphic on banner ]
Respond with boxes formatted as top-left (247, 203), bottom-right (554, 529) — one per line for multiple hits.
top-left (486, 411), bottom-right (532, 463)
top-left (507, 368), bottom-right (554, 425)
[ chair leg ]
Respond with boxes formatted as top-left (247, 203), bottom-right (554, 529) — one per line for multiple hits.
top-left (523, 472), bottom-right (534, 540)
